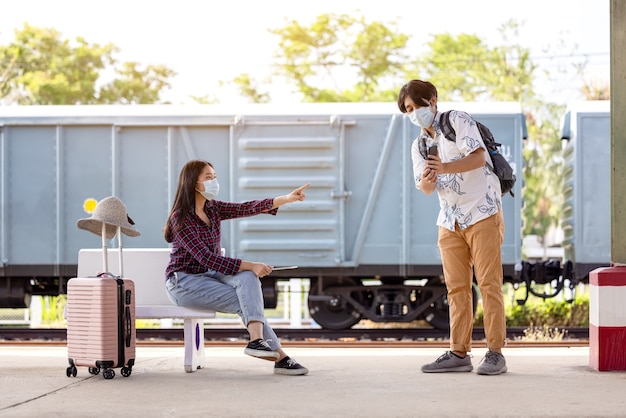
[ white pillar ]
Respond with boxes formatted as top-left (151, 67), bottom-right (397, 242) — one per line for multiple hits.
top-left (281, 281), bottom-right (290, 321)
top-left (29, 296), bottom-right (42, 328)
top-left (289, 279), bottom-right (302, 328)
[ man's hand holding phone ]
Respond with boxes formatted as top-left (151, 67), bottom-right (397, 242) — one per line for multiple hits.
top-left (423, 144), bottom-right (439, 184)
top-left (428, 144), bottom-right (438, 158)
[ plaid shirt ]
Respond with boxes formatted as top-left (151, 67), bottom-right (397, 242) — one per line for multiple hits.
top-left (165, 198), bottom-right (277, 278)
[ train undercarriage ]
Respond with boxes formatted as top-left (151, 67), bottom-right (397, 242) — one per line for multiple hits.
top-left (0, 258), bottom-right (590, 330)
top-left (302, 258), bottom-right (589, 330)
top-left (307, 276), bottom-right (476, 330)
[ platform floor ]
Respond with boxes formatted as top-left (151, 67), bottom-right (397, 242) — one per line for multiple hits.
top-left (1, 344), bottom-right (625, 417)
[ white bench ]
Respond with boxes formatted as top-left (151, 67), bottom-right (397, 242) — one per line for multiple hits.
top-left (77, 248), bottom-right (216, 373)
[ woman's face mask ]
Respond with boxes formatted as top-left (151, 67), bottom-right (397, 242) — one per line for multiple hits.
top-left (196, 178), bottom-right (219, 200)
top-left (408, 102), bottom-right (435, 128)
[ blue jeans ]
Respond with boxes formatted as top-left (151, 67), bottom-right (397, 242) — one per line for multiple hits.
top-left (165, 270), bottom-right (281, 350)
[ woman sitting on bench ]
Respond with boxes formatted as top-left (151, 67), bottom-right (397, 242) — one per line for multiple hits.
top-left (163, 159), bottom-right (310, 376)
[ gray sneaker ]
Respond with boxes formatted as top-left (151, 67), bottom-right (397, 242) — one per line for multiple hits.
top-left (476, 350), bottom-right (507, 375)
top-left (421, 351), bottom-right (473, 373)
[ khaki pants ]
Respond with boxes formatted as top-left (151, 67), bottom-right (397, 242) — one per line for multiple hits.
top-left (437, 211), bottom-right (506, 352)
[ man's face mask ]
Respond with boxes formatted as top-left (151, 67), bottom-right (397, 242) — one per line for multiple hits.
top-left (408, 103), bottom-right (435, 128)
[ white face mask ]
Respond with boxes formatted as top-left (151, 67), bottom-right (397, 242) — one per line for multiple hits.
top-left (196, 178), bottom-right (219, 200)
top-left (408, 105), bottom-right (435, 128)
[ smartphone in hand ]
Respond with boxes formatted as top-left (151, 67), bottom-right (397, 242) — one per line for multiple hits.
top-left (428, 144), bottom-right (438, 158)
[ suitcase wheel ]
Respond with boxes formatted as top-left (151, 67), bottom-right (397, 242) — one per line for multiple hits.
top-left (88, 367), bottom-right (100, 375)
top-left (66, 366), bottom-right (77, 378)
top-left (102, 369), bottom-right (115, 379)
top-left (121, 366), bottom-right (132, 377)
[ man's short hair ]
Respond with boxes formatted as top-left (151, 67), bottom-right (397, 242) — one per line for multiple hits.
top-left (397, 80), bottom-right (438, 113)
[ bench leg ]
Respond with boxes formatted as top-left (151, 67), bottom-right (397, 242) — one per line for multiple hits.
top-left (183, 318), bottom-right (205, 373)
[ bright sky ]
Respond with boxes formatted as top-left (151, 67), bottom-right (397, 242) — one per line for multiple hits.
top-left (0, 0), bottom-right (611, 105)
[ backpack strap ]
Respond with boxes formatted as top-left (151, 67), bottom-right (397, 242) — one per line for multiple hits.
top-left (440, 110), bottom-right (492, 169)
top-left (419, 136), bottom-right (428, 160)
top-left (438, 111), bottom-right (456, 142)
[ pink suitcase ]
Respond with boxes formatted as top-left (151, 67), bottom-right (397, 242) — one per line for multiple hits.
top-left (66, 223), bottom-right (136, 379)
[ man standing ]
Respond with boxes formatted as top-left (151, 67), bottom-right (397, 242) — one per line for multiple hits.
top-left (398, 79), bottom-right (507, 375)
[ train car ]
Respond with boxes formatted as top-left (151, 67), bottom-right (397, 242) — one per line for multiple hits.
top-left (560, 101), bottom-right (611, 280)
top-left (516, 100), bottom-right (611, 303)
top-left (0, 102), bottom-right (525, 329)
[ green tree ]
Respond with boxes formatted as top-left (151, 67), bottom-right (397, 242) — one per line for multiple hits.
top-left (0, 23), bottom-right (175, 105)
top-left (578, 69), bottom-right (610, 100)
top-left (98, 61), bottom-right (176, 104)
top-left (233, 13), bottom-right (409, 103)
top-left (521, 103), bottom-right (565, 241)
top-left (414, 33), bottom-right (496, 101)
top-left (413, 21), bottom-right (537, 103)
top-left (0, 45), bottom-right (19, 100)
top-left (229, 73), bottom-right (270, 104)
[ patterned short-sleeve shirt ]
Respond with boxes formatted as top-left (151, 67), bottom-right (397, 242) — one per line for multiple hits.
top-left (411, 110), bottom-right (502, 231)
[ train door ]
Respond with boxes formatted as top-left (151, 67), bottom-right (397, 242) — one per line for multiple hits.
top-left (227, 116), bottom-right (350, 269)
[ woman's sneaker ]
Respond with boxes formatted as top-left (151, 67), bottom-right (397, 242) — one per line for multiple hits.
top-left (274, 356), bottom-right (309, 375)
top-left (244, 338), bottom-right (279, 361)
top-left (421, 351), bottom-right (473, 373)
top-left (476, 350), bottom-right (507, 375)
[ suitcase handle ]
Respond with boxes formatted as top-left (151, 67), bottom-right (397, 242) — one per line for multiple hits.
top-left (96, 272), bottom-right (119, 279)
top-left (125, 306), bottom-right (132, 347)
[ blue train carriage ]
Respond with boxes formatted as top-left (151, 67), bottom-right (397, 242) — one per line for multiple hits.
top-left (561, 101), bottom-right (611, 279)
top-left (517, 100), bottom-right (611, 304)
top-left (0, 102), bottom-right (525, 329)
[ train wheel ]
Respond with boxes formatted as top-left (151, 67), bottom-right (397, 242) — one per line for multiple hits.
top-left (308, 277), bottom-right (363, 329)
top-left (421, 280), bottom-right (478, 330)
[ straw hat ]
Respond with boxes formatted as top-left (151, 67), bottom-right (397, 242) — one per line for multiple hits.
top-left (76, 196), bottom-right (141, 239)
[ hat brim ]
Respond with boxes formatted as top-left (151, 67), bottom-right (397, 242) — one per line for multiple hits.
top-left (77, 218), bottom-right (141, 238)
top-left (76, 219), bottom-right (118, 239)
top-left (120, 225), bottom-right (141, 237)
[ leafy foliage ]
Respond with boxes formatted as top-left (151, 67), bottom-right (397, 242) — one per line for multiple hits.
top-left (230, 73), bottom-right (270, 103)
top-left (474, 292), bottom-right (589, 327)
top-left (414, 21), bottom-right (537, 104)
top-left (521, 102), bottom-right (566, 237)
top-left (0, 23), bottom-right (175, 105)
top-left (41, 295), bottom-right (67, 326)
top-left (262, 13), bottom-right (408, 102)
top-left (98, 61), bottom-right (176, 104)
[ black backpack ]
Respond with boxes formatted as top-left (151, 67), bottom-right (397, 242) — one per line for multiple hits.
top-left (436, 110), bottom-right (516, 197)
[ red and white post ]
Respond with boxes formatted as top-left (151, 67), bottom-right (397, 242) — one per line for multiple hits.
top-left (589, 266), bottom-right (626, 371)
